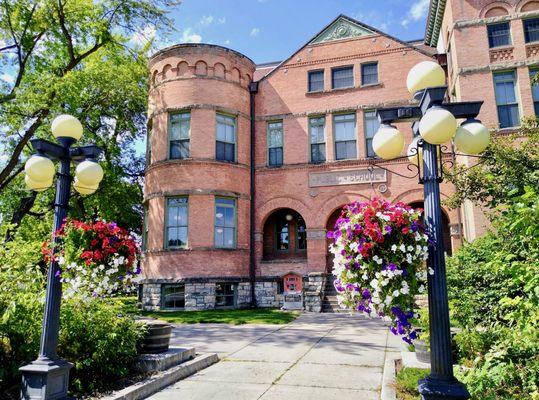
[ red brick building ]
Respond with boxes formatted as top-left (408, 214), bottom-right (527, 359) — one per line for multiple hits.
top-left (142, 2), bottom-right (539, 311)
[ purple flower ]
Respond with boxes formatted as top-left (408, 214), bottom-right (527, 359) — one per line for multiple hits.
top-left (326, 231), bottom-right (334, 239)
top-left (362, 289), bottom-right (371, 299)
top-left (384, 225), bottom-right (392, 234)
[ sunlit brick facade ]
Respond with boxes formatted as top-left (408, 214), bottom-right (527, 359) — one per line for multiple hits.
top-left (142, 5), bottom-right (539, 311)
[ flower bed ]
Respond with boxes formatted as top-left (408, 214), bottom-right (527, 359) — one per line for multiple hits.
top-left (42, 219), bottom-right (141, 299)
top-left (328, 198), bottom-right (431, 343)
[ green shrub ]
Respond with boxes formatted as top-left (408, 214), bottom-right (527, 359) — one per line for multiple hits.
top-left (60, 299), bottom-right (146, 395)
top-left (0, 259), bottom-right (145, 398)
top-left (447, 187), bottom-right (539, 399)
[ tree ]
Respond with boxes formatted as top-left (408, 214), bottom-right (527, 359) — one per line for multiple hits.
top-left (0, 0), bottom-right (178, 236)
top-left (445, 118), bottom-right (539, 211)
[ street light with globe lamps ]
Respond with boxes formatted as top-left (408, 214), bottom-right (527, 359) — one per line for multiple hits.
top-left (373, 61), bottom-right (490, 400)
top-left (20, 115), bottom-right (104, 400)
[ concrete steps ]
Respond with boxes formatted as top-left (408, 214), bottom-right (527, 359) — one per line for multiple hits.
top-left (321, 277), bottom-right (347, 313)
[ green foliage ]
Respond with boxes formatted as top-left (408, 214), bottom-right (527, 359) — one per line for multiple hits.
top-left (395, 367), bottom-right (429, 400)
top-left (445, 122), bottom-right (539, 211)
top-left (447, 187), bottom-right (539, 399)
top-left (60, 300), bottom-right (146, 395)
top-left (0, 260), bottom-right (145, 398)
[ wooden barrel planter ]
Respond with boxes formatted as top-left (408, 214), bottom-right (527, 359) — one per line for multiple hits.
top-left (414, 339), bottom-right (430, 363)
top-left (139, 319), bottom-right (172, 354)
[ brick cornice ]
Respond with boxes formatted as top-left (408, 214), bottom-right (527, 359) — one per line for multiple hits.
top-left (146, 158), bottom-right (250, 174)
top-left (281, 45), bottom-right (425, 71)
top-left (149, 103), bottom-right (251, 121)
top-left (150, 75), bottom-right (249, 93)
top-left (144, 188), bottom-right (250, 202)
top-left (453, 10), bottom-right (539, 30)
top-left (458, 59), bottom-right (539, 76)
top-left (255, 99), bottom-right (416, 121)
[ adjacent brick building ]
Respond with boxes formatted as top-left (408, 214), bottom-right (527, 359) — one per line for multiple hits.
top-left (142, 2), bottom-right (539, 311)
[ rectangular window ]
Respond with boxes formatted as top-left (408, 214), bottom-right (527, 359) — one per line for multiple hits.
top-left (334, 113), bottom-right (357, 160)
top-left (267, 121), bottom-right (283, 166)
top-left (524, 18), bottom-right (539, 43)
top-left (361, 62), bottom-right (379, 86)
top-left (216, 114), bottom-right (236, 162)
top-left (364, 111), bottom-right (380, 158)
top-left (309, 117), bottom-right (326, 163)
top-left (215, 198), bottom-right (236, 248)
top-left (308, 70), bottom-right (324, 92)
top-left (169, 112), bottom-right (190, 159)
top-left (162, 284), bottom-right (185, 310)
top-left (530, 69), bottom-right (539, 116)
top-left (493, 71), bottom-right (520, 128)
top-left (487, 22), bottom-right (510, 48)
top-left (215, 283), bottom-right (237, 308)
top-left (165, 197), bottom-right (188, 249)
top-left (146, 126), bottom-right (152, 166)
top-left (332, 66), bottom-right (354, 89)
top-left (142, 205), bottom-right (149, 251)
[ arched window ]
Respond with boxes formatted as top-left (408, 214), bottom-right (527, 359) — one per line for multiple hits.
top-left (263, 209), bottom-right (307, 260)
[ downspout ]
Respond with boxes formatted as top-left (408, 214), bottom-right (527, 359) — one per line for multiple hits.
top-left (249, 81), bottom-right (259, 307)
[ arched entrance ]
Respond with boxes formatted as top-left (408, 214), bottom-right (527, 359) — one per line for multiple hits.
top-left (263, 208), bottom-right (307, 261)
top-left (325, 206), bottom-right (346, 273)
top-left (409, 201), bottom-right (452, 256)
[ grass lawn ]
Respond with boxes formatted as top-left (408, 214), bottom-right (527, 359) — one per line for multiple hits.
top-left (395, 367), bottom-right (430, 400)
top-left (114, 296), bottom-right (300, 325)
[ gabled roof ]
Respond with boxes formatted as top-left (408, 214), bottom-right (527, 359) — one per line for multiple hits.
top-left (258, 14), bottom-right (434, 81)
top-left (425, 0), bottom-right (447, 47)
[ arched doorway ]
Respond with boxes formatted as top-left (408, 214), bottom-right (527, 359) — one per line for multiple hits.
top-left (325, 206), bottom-right (346, 273)
top-left (263, 209), bottom-right (307, 261)
top-left (409, 201), bottom-right (452, 256)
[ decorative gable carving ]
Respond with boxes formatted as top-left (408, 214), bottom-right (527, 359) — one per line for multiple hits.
top-left (310, 17), bottom-right (375, 44)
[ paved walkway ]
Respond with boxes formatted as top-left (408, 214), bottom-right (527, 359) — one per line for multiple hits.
top-left (148, 313), bottom-right (403, 400)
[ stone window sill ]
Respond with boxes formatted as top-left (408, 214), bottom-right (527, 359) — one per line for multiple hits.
top-left (261, 259), bottom-right (307, 264)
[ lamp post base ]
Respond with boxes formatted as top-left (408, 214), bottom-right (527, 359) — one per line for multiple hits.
top-left (418, 375), bottom-right (470, 400)
top-left (20, 358), bottom-right (73, 400)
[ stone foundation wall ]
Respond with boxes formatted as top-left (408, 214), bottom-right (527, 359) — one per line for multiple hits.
top-left (303, 273), bottom-right (326, 313)
top-left (254, 282), bottom-right (283, 308)
top-left (185, 283), bottom-right (216, 311)
top-left (237, 282), bottom-right (252, 307)
top-left (142, 283), bottom-right (162, 311)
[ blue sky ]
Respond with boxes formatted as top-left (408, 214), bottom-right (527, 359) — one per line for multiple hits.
top-left (161, 0), bottom-right (431, 64)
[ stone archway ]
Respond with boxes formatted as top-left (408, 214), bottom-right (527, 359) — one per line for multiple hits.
top-left (263, 208), bottom-right (307, 261)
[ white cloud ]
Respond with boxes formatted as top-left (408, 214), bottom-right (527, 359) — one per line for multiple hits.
top-left (180, 28), bottom-right (202, 43)
top-left (199, 15), bottom-right (214, 26)
top-left (402, 0), bottom-right (430, 27)
top-left (0, 73), bottom-right (14, 83)
top-left (250, 27), bottom-right (260, 37)
top-left (224, 39), bottom-right (231, 45)
top-left (218, 17), bottom-right (226, 24)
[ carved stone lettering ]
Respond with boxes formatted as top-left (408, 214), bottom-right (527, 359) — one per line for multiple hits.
top-left (309, 168), bottom-right (387, 187)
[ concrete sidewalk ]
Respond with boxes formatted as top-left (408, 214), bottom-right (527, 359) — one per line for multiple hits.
top-left (148, 313), bottom-right (403, 400)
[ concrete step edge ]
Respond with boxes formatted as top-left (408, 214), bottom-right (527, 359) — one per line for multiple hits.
top-left (103, 353), bottom-right (219, 400)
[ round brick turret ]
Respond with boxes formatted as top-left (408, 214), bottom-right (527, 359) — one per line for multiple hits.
top-left (144, 44), bottom-right (256, 282)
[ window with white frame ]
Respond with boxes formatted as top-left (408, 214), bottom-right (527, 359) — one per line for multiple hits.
top-left (215, 198), bottom-right (236, 248)
top-left (334, 113), bottom-right (357, 160)
top-left (169, 112), bottom-right (190, 159)
top-left (216, 114), bottom-right (236, 162)
top-left (309, 117), bottom-right (325, 163)
top-left (267, 121), bottom-right (283, 166)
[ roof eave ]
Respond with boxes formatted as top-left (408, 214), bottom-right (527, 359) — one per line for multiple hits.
top-left (425, 0), bottom-right (447, 47)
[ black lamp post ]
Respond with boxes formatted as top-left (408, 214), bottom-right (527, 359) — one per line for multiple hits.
top-left (19, 115), bottom-right (103, 400)
top-left (374, 62), bottom-right (489, 399)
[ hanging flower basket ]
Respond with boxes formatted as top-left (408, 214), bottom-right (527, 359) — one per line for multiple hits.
top-left (327, 198), bottom-right (432, 343)
top-left (42, 219), bottom-right (142, 299)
